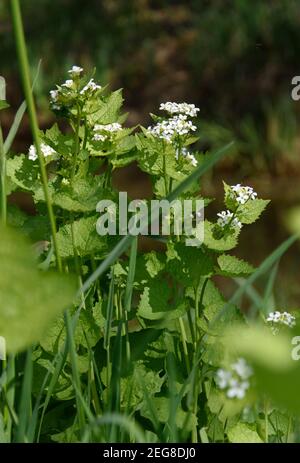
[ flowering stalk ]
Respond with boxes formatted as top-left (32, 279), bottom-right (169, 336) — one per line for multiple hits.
top-left (10, 0), bottom-right (62, 272)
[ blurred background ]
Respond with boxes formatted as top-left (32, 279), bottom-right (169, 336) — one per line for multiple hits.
top-left (1, 0), bottom-right (300, 306)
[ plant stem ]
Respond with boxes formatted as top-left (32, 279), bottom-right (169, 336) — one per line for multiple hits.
top-left (10, 0), bottom-right (62, 272)
top-left (0, 124), bottom-right (7, 224)
top-left (71, 104), bottom-right (82, 184)
top-left (178, 317), bottom-right (190, 373)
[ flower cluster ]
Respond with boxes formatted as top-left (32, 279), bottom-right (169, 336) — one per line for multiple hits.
top-left (92, 123), bottom-right (122, 142)
top-left (49, 66), bottom-right (101, 110)
top-left (160, 102), bottom-right (200, 118)
top-left (267, 311), bottom-right (296, 332)
top-left (215, 358), bottom-right (253, 399)
top-left (217, 210), bottom-right (242, 231)
top-left (147, 114), bottom-right (197, 142)
top-left (28, 143), bottom-right (56, 161)
top-left (229, 184), bottom-right (257, 205)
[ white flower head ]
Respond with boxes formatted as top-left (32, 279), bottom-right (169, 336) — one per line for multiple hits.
top-left (62, 79), bottom-right (74, 89)
top-left (267, 311), bottom-right (296, 329)
top-left (176, 147), bottom-right (198, 167)
top-left (94, 123), bottom-right (122, 133)
top-left (50, 89), bottom-right (59, 102)
top-left (160, 102), bottom-right (200, 117)
top-left (68, 65), bottom-right (83, 77)
top-left (147, 114), bottom-right (196, 142)
top-left (215, 369), bottom-right (232, 389)
top-left (231, 358), bottom-right (253, 380)
top-left (230, 184), bottom-right (257, 205)
top-left (93, 133), bottom-right (107, 142)
top-left (80, 78), bottom-right (101, 95)
top-left (215, 358), bottom-right (253, 400)
top-left (28, 143), bottom-right (56, 161)
top-left (217, 210), bottom-right (242, 230)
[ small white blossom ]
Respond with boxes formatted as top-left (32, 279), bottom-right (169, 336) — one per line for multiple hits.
top-left (215, 369), bottom-right (232, 389)
top-left (62, 79), bottom-right (74, 89)
top-left (267, 311), bottom-right (296, 328)
top-left (215, 358), bottom-right (253, 400)
top-left (176, 147), bottom-right (198, 167)
top-left (147, 114), bottom-right (196, 142)
top-left (230, 184), bottom-right (257, 205)
top-left (80, 78), bottom-right (101, 95)
top-left (68, 65), bottom-right (83, 77)
top-left (94, 123), bottom-right (122, 133)
top-left (231, 358), bottom-right (253, 380)
top-left (160, 102), bottom-right (200, 118)
top-left (227, 379), bottom-right (250, 399)
top-left (50, 89), bottom-right (59, 102)
top-left (93, 133), bottom-right (107, 142)
top-left (217, 210), bottom-right (242, 230)
top-left (28, 143), bottom-right (56, 161)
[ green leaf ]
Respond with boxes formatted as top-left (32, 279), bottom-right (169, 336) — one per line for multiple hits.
top-left (203, 220), bottom-right (240, 252)
top-left (217, 254), bottom-right (254, 277)
top-left (227, 423), bottom-right (263, 443)
top-left (87, 89), bottom-right (124, 125)
top-left (0, 226), bottom-right (76, 353)
top-left (167, 242), bottom-right (214, 286)
top-left (6, 154), bottom-right (40, 191)
top-left (56, 215), bottom-right (107, 258)
top-left (137, 278), bottom-right (186, 321)
top-left (238, 199), bottom-right (270, 225)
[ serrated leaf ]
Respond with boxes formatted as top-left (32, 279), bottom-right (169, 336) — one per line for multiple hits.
top-left (227, 423), bottom-right (263, 443)
top-left (6, 154), bottom-right (40, 191)
top-left (238, 199), bottom-right (270, 225)
top-left (203, 220), bottom-right (240, 252)
top-left (56, 215), bottom-right (107, 258)
top-left (167, 242), bottom-right (214, 286)
top-left (137, 278), bottom-right (185, 320)
top-left (217, 254), bottom-right (254, 277)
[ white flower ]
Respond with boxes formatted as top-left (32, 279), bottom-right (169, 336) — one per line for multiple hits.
top-left (50, 89), bottom-right (59, 102)
top-left (62, 79), bottom-right (74, 89)
top-left (230, 184), bottom-right (257, 205)
top-left (28, 143), bottom-right (56, 161)
top-left (147, 114), bottom-right (196, 142)
top-left (94, 123), bottom-right (122, 133)
top-left (267, 311), bottom-right (296, 328)
top-left (231, 358), bottom-right (253, 380)
top-left (68, 65), bottom-right (83, 76)
top-left (176, 147), bottom-right (198, 167)
top-left (215, 358), bottom-right (253, 400)
top-left (215, 369), bottom-right (232, 389)
top-left (160, 102), bottom-right (200, 117)
top-left (217, 210), bottom-right (242, 230)
top-left (93, 133), bottom-right (107, 142)
top-left (227, 379), bottom-right (250, 399)
top-left (80, 78), bottom-right (101, 95)
top-left (186, 152), bottom-right (198, 167)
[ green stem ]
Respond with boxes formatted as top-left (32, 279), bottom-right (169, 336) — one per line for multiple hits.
top-left (178, 317), bottom-right (190, 373)
top-left (71, 104), bottom-right (82, 184)
top-left (0, 124), bottom-right (7, 224)
top-left (10, 0), bottom-right (62, 272)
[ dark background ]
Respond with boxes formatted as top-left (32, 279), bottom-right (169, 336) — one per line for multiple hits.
top-left (1, 0), bottom-right (300, 305)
